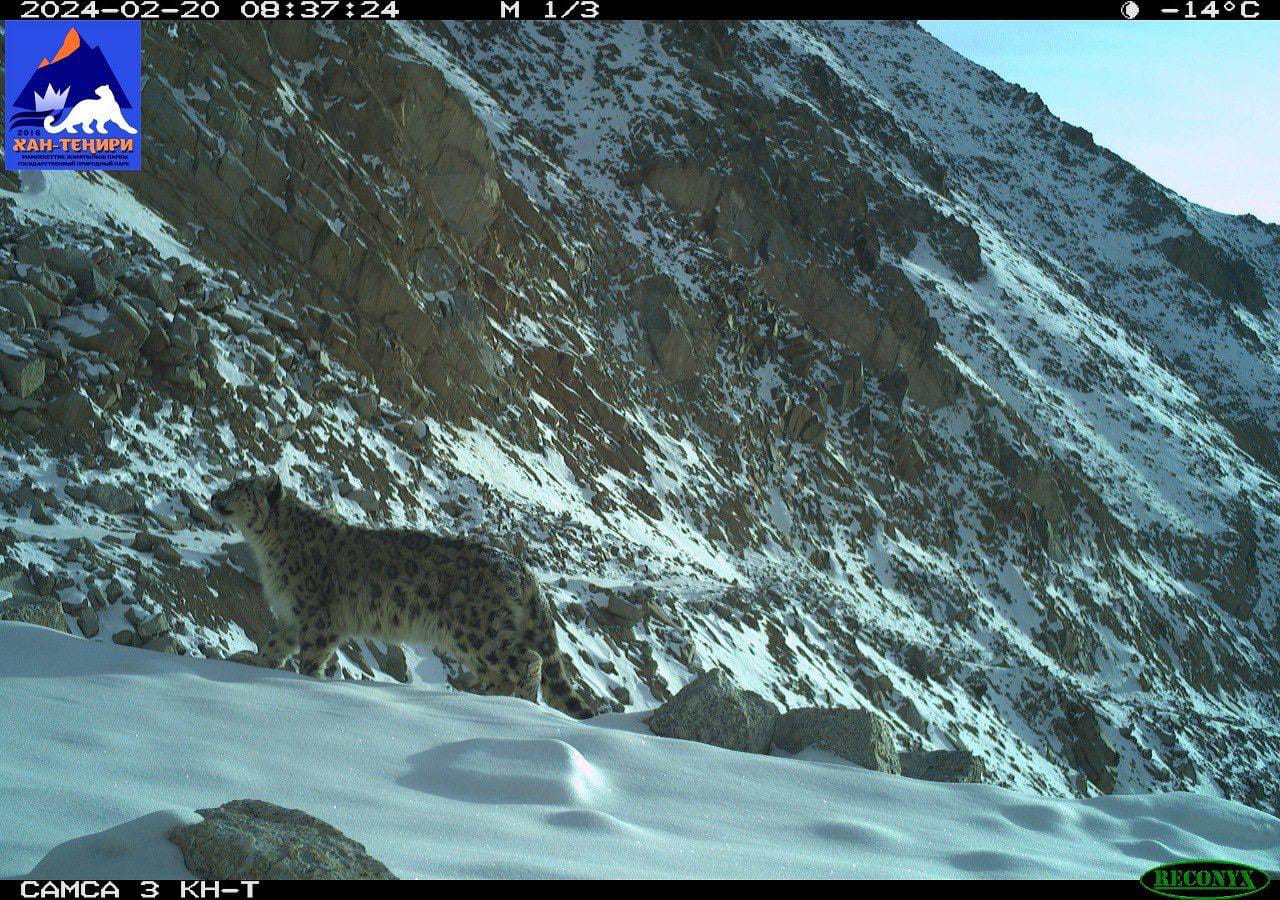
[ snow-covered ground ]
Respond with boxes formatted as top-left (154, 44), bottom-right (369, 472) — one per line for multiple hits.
top-left (4, 622), bottom-right (1277, 879)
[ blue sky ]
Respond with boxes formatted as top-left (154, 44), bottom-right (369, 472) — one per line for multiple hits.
top-left (919, 22), bottom-right (1280, 223)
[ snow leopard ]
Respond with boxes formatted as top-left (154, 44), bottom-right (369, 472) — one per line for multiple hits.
top-left (44, 85), bottom-right (138, 135)
top-left (210, 474), bottom-right (598, 718)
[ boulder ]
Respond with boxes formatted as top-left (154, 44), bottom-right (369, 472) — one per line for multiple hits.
top-left (76, 603), bottom-right (101, 639)
top-left (61, 302), bottom-right (150, 359)
top-left (142, 633), bottom-right (183, 655)
top-left (647, 669), bottom-right (778, 754)
top-left (153, 542), bottom-right (183, 566)
top-left (831, 352), bottom-right (865, 411)
top-left (348, 488), bottom-right (378, 514)
top-left (0, 597), bottom-right (69, 633)
top-left (23, 268), bottom-right (77, 304)
top-left (136, 612), bottom-right (171, 641)
top-left (0, 354), bottom-right (46, 398)
top-left (634, 275), bottom-right (699, 383)
top-left (121, 272), bottom-right (177, 313)
top-left (17, 281), bottom-right (65, 319)
top-left (350, 391), bottom-right (379, 420)
top-left (45, 247), bottom-right (94, 289)
top-left (899, 749), bottom-right (987, 783)
top-left (779, 399), bottom-right (826, 446)
top-left (64, 254), bottom-right (118, 301)
top-left (168, 799), bottom-right (396, 879)
top-left (772, 707), bottom-right (900, 774)
top-left (0, 282), bottom-right (40, 326)
top-left (882, 364), bottom-right (910, 410)
top-left (46, 393), bottom-right (96, 433)
top-left (603, 592), bottom-right (648, 623)
top-left (81, 265), bottom-right (119, 303)
top-left (110, 298), bottom-right (151, 342)
top-left (87, 481), bottom-right (137, 515)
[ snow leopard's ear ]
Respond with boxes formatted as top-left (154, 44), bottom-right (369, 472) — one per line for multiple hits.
top-left (265, 474), bottom-right (283, 508)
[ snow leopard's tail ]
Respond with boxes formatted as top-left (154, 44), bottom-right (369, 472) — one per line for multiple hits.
top-left (527, 580), bottom-right (601, 719)
top-left (540, 645), bottom-right (597, 720)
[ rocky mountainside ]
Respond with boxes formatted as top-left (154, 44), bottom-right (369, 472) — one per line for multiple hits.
top-left (0, 21), bottom-right (1276, 811)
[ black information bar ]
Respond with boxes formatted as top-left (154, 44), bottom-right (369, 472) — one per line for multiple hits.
top-left (2, 0), bottom-right (1275, 21)
top-left (8, 884), bottom-right (265, 900)
top-left (1, 880), bottom-right (1170, 894)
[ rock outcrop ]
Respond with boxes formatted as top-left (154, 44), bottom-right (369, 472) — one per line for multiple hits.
top-left (772, 707), bottom-right (901, 774)
top-left (168, 799), bottom-right (396, 880)
top-left (0, 597), bottom-right (68, 632)
top-left (646, 669), bottom-right (779, 754)
top-left (899, 750), bottom-right (988, 784)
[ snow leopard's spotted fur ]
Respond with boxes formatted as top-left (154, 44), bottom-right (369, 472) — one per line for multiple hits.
top-left (210, 475), bottom-right (597, 718)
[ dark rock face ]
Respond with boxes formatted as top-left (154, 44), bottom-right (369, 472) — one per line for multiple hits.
top-left (168, 799), bottom-right (396, 880)
top-left (1160, 232), bottom-right (1267, 315)
top-left (119, 21), bottom-right (509, 425)
top-left (931, 216), bottom-right (985, 282)
top-left (647, 669), bottom-right (779, 754)
top-left (634, 275), bottom-right (701, 383)
top-left (1059, 698), bottom-right (1120, 794)
top-left (1211, 494), bottom-right (1260, 620)
top-left (850, 221), bottom-right (880, 275)
top-left (831, 352), bottom-right (865, 411)
top-left (881, 365), bottom-right (911, 414)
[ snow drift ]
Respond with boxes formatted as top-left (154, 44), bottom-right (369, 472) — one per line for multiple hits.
top-left (3, 622), bottom-right (1277, 879)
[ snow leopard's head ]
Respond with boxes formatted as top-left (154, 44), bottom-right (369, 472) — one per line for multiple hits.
top-left (211, 474), bottom-right (282, 533)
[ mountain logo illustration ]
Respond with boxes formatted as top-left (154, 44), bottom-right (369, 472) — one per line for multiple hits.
top-left (5, 20), bottom-right (142, 171)
top-left (9, 27), bottom-right (135, 134)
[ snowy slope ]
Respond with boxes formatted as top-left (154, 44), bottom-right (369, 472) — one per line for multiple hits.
top-left (4, 622), bottom-right (1279, 879)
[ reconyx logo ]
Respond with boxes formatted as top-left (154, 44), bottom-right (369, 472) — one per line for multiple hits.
top-left (1141, 860), bottom-right (1271, 900)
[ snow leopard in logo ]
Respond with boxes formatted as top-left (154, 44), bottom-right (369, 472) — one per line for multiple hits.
top-left (44, 84), bottom-right (137, 134)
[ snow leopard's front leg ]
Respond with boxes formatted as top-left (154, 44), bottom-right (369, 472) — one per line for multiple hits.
top-left (296, 610), bottom-right (340, 678)
top-left (256, 621), bottom-right (299, 668)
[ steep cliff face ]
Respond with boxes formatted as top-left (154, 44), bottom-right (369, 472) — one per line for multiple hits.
top-left (1, 21), bottom-right (1276, 810)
